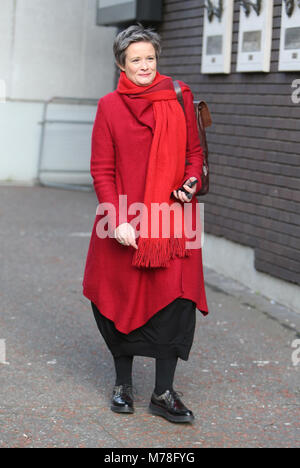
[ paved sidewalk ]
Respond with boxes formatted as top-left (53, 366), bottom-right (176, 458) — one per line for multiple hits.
top-left (0, 186), bottom-right (299, 448)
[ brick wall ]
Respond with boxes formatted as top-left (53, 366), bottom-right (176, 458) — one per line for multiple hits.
top-left (157, 0), bottom-right (300, 285)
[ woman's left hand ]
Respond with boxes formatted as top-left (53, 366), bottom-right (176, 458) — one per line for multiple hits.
top-left (173, 177), bottom-right (197, 203)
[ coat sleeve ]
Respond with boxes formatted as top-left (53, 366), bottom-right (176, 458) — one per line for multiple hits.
top-left (90, 99), bottom-right (119, 233)
top-left (179, 87), bottom-right (204, 194)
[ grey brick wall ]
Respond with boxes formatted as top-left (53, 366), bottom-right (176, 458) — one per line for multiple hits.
top-left (157, 0), bottom-right (300, 285)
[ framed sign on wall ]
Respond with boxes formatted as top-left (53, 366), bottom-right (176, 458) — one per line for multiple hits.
top-left (201, 0), bottom-right (234, 74)
top-left (236, 0), bottom-right (274, 72)
top-left (279, 0), bottom-right (300, 71)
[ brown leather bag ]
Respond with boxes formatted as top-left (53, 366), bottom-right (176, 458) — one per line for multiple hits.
top-left (173, 80), bottom-right (212, 196)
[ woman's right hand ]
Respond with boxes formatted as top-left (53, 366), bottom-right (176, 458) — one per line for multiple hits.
top-left (114, 222), bottom-right (138, 249)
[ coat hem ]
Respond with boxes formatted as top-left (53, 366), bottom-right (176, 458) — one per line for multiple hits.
top-left (82, 286), bottom-right (209, 334)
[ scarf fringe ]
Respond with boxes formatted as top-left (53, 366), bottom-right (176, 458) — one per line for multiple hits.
top-left (132, 237), bottom-right (192, 268)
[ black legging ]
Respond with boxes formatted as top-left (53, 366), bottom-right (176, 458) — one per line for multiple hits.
top-left (113, 355), bottom-right (178, 395)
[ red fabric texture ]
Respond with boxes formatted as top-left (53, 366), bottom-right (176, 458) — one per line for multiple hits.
top-left (82, 71), bottom-right (209, 334)
top-left (117, 71), bottom-right (191, 268)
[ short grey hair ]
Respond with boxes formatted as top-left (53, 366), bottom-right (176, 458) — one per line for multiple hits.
top-left (113, 22), bottom-right (162, 68)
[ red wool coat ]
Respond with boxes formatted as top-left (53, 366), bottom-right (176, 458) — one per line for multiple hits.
top-left (82, 79), bottom-right (209, 334)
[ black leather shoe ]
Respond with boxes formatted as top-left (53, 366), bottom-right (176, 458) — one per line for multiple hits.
top-left (111, 384), bottom-right (135, 414)
top-left (149, 389), bottom-right (194, 423)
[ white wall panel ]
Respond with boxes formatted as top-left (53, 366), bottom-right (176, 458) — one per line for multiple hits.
top-left (0, 0), bottom-right (116, 182)
top-left (0, 102), bottom-right (43, 182)
top-left (6, 0), bottom-right (116, 100)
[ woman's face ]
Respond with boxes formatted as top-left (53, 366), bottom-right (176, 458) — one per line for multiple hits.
top-left (119, 41), bottom-right (157, 87)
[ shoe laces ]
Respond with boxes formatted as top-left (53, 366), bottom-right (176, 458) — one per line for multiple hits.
top-left (127, 384), bottom-right (138, 396)
top-left (172, 389), bottom-right (183, 399)
top-left (156, 388), bottom-right (184, 403)
top-left (114, 384), bottom-right (138, 397)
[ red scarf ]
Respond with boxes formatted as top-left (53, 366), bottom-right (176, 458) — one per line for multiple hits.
top-left (117, 70), bottom-right (192, 268)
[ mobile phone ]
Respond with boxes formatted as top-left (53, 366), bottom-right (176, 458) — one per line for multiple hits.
top-left (177, 179), bottom-right (198, 199)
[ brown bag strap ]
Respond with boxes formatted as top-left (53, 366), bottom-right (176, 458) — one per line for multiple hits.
top-left (173, 80), bottom-right (212, 128)
top-left (173, 80), bottom-right (185, 113)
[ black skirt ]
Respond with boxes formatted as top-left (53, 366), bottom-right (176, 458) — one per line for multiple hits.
top-left (91, 297), bottom-right (196, 361)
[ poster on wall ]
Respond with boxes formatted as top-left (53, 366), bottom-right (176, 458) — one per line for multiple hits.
top-left (201, 0), bottom-right (234, 74)
top-left (236, 0), bottom-right (273, 72)
top-left (279, 0), bottom-right (300, 71)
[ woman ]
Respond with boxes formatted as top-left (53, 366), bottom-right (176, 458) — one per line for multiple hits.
top-left (83, 23), bottom-right (209, 424)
